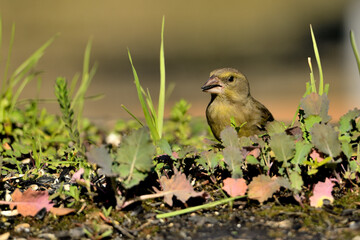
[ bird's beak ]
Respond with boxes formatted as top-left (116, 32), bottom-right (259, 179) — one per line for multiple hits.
top-left (201, 77), bottom-right (223, 94)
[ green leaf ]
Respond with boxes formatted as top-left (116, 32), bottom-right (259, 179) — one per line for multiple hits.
top-left (115, 128), bottom-right (156, 188)
top-left (197, 151), bottom-right (222, 172)
top-left (339, 108), bottom-right (360, 134)
top-left (289, 171), bottom-right (303, 193)
top-left (291, 141), bottom-right (313, 165)
top-left (310, 123), bottom-right (341, 158)
top-left (341, 141), bottom-right (353, 160)
top-left (246, 155), bottom-right (259, 165)
top-left (223, 146), bottom-right (243, 178)
top-left (304, 115), bottom-right (322, 132)
top-left (158, 138), bottom-right (172, 157)
top-left (300, 93), bottom-right (330, 122)
top-left (220, 126), bottom-right (239, 148)
top-left (269, 133), bottom-right (295, 162)
top-left (266, 120), bottom-right (287, 137)
top-left (86, 146), bottom-right (115, 177)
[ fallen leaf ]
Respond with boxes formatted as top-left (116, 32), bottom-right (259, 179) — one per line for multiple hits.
top-left (50, 207), bottom-right (75, 216)
top-left (248, 175), bottom-right (285, 203)
top-left (309, 178), bottom-right (335, 207)
top-left (222, 178), bottom-right (248, 197)
top-left (8, 189), bottom-right (53, 217)
top-left (71, 168), bottom-right (84, 182)
top-left (154, 168), bottom-right (205, 206)
top-left (309, 149), bottom-right (325, 163)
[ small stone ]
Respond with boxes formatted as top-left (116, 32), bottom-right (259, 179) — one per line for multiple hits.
top-left (14, 223), bottom-right (30, 233)
top-left (0, 232), bottom-right (10, 240)
top-left (350, 221), bottom-right (360, 229)
top-left (38, 233), bottom-right (57, 240)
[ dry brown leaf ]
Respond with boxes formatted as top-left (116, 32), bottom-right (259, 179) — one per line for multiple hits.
top-left (50, 207), bottom-right (76, 216)
top-left (155, 168), bottom-right (205, 206)
top-left (248, 175), bottom-right (282, 203)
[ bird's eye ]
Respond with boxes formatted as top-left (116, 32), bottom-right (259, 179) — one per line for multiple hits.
top-left (228, 76), bottom-right (234, 82)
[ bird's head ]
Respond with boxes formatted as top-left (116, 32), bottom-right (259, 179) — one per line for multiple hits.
top-left (201, 68), bottom-right (250, 101)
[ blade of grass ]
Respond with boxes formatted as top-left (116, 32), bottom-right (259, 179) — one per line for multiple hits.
top-left (2, 23), bottom-right (15, 94)
top-left (71, 39), bottom-right (98, 135)
top-left (308, 57), bottom-right (316, 94)
top-left (144, 88), bottom-right (157, 126)
top-left (350, 30), bottom-right (360, 75)
top-left (10, 34), bottom-right (57, 90)
top-left (10, 73), bottom-right (39, 113)
top-left (310, 25), bottom-right (324, 95)
top-left (121, 104), bottom-right (144, 127)
top-left (156, 195), bottom-right (246, 219)
top-left (0, 18), bottom-right (2, 68)
top-left (127, 49), bottom-right (159, 141)
top-left (157, 16), bottom-right (166, 138)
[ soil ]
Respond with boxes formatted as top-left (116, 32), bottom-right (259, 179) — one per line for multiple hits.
top-left (3, 192), bottom-right (360, 240)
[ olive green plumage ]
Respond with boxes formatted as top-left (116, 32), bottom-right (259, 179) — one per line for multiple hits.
top-left (201, 68), bottom-right (274, 141)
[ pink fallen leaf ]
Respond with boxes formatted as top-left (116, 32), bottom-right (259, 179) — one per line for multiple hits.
top-left (222, 178), bottom-right (248, 197)
top-left (71, 168), bottom-right (84, 183)
top-left (154, 168), bottom-right (205, 206)
top-left (310, 149), bottom-right (325, 163)
top-left (248, 175), bottom-right (285, 203)
top-left (9, 189), bottom-right (53, 217)
top-left (0, 189), bottom-right (75, 217)
top-left (309, 178), bottom-right (335, 207)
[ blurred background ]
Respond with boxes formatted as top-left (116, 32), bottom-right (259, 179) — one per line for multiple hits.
top-left (0, 0), bottom-right (359, 126)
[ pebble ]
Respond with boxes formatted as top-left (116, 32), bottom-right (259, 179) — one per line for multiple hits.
top-left (14, 223), bottom-right (30, 233)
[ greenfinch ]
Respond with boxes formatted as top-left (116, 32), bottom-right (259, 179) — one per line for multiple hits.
top-left (201, 68), bottom-right (274, 141)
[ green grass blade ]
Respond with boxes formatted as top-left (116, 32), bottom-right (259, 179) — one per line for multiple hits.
top-left (350, 30), bottom-right (360, 75)
top-left (69, 73), bottom-right (80, 97)
top-left (71, 39), bottom-right (98, 135)
top-left (71, 39), bottom-right (92, 109)
top-left (0, 18), bottom-right (2, 68)
top-left (10, 73), bottom-right (38, 112)
top-left (11, 34), bottom-right (57, 87)
top-left (127, 49), bottom-right (159, 141)
top-left (156, 195), bottom-right (246, 219)
top-left (2, 23), bottom-right (15, 93)
top-left (310, 25), bottom-right (324, 95)
top-left (308, 57), bottom-right (316, 94)
top-left (121, 104), bottom-right (144, 127)
top-left (145, 88), bottom-right (157, 126)
top-left (157, 16), bottom-right (166, 138)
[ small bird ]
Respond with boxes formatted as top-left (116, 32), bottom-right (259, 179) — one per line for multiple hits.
top-left (201, 68), bottom-right (274, 141)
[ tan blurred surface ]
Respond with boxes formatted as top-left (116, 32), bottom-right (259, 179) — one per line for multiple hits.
top-left (0, 0), bottom-right (357, 124)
